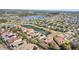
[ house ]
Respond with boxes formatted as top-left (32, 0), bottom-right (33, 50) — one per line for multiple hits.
top-left (64, 31), bottom-right (74, 39)
top-left (21, 27), bottom-right (27, 32)
top-left (26, 43), bottom-right (39, 50)
top-left (34, 31), bottom-right (41, 37)
top-left (1, 30), bottom-right (27, 50)
top-left (54, 34), bottom-right (65, 45)
top-left (1, 31), bottom-right (16, 41)
top-left (16, 25), bottom-right (21, 28)
top-left (42, 37), bottom-right (53, 44)
top-left (54, 31), bottom-right (73, 46)
top-left (7, 38), bottom-right (27, 50)
top-left (26, 28), bottom-right (35, 34)
top-left (38, 33), bottom-right (46, 40)
top-left (0, 28), bottom-right (5, 34)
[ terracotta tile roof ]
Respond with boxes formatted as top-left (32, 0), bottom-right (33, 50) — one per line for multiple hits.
top-left (44, 38), bottom-right (52, 44)
top-left (26, 43), bottom-right (38, 50)
top-left (7, 37), bottom-right (19, 43)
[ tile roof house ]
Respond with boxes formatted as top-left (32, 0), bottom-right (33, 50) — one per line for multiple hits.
top-left (0, 28), bottom-right (5, 34)
top-left (16, 25), bottom-right (21, 28)
top-left (8, 38), bottom-right (27, 50)
top-left (1, 30), bottom-right (27, 50)
top-left (26, 43), bottom-right (39, 50)
top-left (43, 37), bottom-right (53, 44)
top-left (21, 27), bottom-right (27, 32)
top-left (54, 34), bottom-right (65, 45)
top-left (54, 31), bottom-right (73, 46)
top-left (38, 36), bottom-right (53, 44)
top-left (38, 34), bottom-right (46, 40)
top-left (1, 31), bottom-right (16, 41)
top-left (26, 28), bottom-right (35, 33)
top-left (64, 31), bottom-right (74, 39)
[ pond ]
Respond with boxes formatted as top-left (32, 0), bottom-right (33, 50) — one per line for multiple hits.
top-left (22, 15), bottom-right (45, 19)
top-left (21, 25), bottom-right (51, 36)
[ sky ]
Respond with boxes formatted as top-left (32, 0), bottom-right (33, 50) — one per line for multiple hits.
top-left (0, 0), bottom-right (79, 10)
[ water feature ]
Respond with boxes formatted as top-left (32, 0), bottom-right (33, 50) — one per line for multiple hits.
top-left (21, 25), bottom-right (51, 36)
top-left (22, 15), bottom-right (45, 19)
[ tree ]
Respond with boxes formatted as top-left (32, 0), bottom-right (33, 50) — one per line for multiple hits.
top-left (61, 40), bottom-right (71, 50)
top-left (0, 19), bottom-right (7, 23)
top-left (30, 37), bottom-right (38, 44)
top-left (0, 38), bottom-right (4, 44)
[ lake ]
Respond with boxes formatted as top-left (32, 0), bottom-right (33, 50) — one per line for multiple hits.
top-left (21, 25), bottom-right (51, 36)
top-left (22, 15), bottom-right (45, 19)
